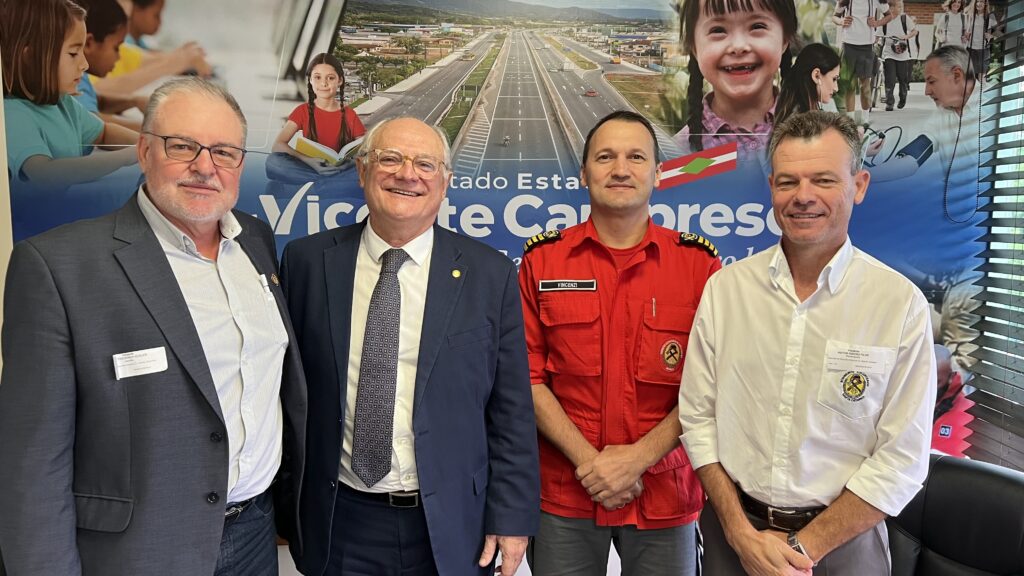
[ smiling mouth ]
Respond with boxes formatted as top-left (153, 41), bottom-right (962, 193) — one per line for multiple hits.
top-left (179, 181), bottom-right (219, 193)
top-left (789, 213), bottom-right (823, 220)
top-left (387, 187), bottom-right (422, 197)
top-left (722, 64), bottom-right (759, 74)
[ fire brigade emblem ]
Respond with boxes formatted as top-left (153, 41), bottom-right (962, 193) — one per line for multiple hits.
top-left (661, 340), bottom-right (682, 371)
top-left (841, 371), bottom-right (869, 402)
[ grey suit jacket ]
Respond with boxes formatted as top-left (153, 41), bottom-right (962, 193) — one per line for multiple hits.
top-left (0, 196), bottom-right (307, 575)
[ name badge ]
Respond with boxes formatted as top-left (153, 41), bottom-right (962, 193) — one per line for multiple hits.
top-left (539, 279), bottom-right (597, 291)
top-left (113, 347), bottom-right (168, 380)
top-left (825, 341), bottom-right (893, 374)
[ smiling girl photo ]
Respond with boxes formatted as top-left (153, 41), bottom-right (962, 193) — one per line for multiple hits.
top-left (675, 0), bottom-right (798, 155)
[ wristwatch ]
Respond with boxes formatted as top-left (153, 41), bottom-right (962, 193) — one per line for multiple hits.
top-left (787, 531), bottom-right (817, 566)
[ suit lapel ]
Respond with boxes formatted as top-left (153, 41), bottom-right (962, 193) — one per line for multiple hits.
top-left (324, 224), bottom-right (363, 418)
top-left (413, 227), bottom-right (465, 410)
top-left (112, 197), bottom-right (225, 423)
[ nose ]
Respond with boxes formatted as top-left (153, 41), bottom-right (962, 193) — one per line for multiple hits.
top-left (394, 156), bottom-right (419, 179)
top-left (189, 147), bottom-right (217, 175)
top-left (791, 180), bottom-right (818, 204)
top-left (610, 156), bottom-right (631, 177)
top-left (726, 32), bottom-right (751, 54)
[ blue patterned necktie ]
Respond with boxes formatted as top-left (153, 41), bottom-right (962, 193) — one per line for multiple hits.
top-left (351, 248), bottom-right (411, 487)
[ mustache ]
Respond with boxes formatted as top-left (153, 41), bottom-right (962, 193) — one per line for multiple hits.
top-left (176, 176), bottom-right (221, 192)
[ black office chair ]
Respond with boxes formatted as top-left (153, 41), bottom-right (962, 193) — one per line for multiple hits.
top-left (887, 453), bottom-right (1024, 575)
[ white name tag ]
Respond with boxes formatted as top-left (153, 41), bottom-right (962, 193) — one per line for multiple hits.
top-left (825, 341), bottom-right (893, 374)
top-left (112, 347), bottom-right (168, 380)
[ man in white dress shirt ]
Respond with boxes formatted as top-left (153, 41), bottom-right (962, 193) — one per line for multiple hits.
top-left (679, 110), bottom-right (935, 576)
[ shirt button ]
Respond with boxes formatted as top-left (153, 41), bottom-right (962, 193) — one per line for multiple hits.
top-left (207, 491), bottom-right (220, 504)
top-left (210, 432), bottom-right (223, 443)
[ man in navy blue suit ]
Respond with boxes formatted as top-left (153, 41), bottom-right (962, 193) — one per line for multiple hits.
top-left (280, 117), bottom-right (540, 575)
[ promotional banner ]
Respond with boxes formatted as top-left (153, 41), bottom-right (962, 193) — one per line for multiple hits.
top-left (3, 0), bottom-right (1004, 454)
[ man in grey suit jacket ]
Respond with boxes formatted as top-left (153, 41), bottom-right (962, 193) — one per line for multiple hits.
top-left (0, 78), bottom-right (306, 576)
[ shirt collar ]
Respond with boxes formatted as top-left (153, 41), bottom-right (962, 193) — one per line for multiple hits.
top-left (137, 186), bottom-right (242, 258)
top-left (572, 217), bottom-right (660, 259)
top-left (701, 92), bottom-right (777, 136)
top-left (768, 237), bottom-right (854, 295)
top-left (362, 219), bottom-right (434, 267)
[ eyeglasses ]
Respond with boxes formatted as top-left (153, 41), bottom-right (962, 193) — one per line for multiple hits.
top-left (365, 148), bottom-right (447, 178)
top-left (143, 131), bottom-right (247, 169)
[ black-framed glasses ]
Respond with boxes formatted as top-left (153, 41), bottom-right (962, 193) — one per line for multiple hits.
top-left (365, 148), bottom-right (447, 178)
top-left (143, 131), bottom-right (247, 169)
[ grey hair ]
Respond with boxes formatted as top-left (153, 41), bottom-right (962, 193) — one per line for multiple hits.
top-left (141, 77), bottom-right (248, 142)
top-left (357, 116), bottom-right (452, 169)
top-left (767, 110), bottom-right (863, 175)
top-left (927, 44), bottom-right (975, 80)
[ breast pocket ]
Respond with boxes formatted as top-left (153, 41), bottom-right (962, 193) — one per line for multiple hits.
top-left (539, 295), bottom-right (601, 376)
top-left (635, 304), bottom-right (696, 386)
top-left (816, 341), bottom-right (896, 420)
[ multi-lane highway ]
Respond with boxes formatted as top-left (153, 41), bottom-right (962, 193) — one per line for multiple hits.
top-left (362, 28), bottom-right (680, 182)
top-left (459, 31), bottom-right (578, 181)
top-left (360, 33), bottom-right (496, 126)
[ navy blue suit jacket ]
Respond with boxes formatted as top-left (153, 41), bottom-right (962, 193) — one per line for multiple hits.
top-left (280, 222), bottom-right (540, 575)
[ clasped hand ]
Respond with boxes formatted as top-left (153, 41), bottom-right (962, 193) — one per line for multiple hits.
top-left (575, 444), bottom-right (646, 509)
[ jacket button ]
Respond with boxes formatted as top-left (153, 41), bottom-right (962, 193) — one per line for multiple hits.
top-left (207, 491), bottom-right (220, 504)
top-left (329, 481), bottom-right (336, 489)
top-left (210, 432), bottom-right (223, 443)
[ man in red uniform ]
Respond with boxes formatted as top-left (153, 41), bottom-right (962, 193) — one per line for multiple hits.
top-left (519, 110), bottom-right (721, 575)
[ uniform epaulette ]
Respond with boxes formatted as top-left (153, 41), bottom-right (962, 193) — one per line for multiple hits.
top-left (523, 230), bottom-right (562, 253)
top-left (678, 232), bottom-right (719, 258)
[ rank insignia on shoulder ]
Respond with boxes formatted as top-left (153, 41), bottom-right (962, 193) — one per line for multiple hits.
top-left (678, 232), bottom-right (719, 258)
top-left (523, 230), bottom-right (562, 253)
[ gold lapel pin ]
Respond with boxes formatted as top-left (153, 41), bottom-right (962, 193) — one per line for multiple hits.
top-left (270, 273), bottom-right (280, 286)
top-left (452, 270), bottom-right (462, 278)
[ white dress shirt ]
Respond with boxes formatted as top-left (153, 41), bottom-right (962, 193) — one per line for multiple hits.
top-left (679, 239), bottom-right (935, 516)
top-left (339, 221), bottom-right (433, 492)
top-left (138, 190), bottom-right (288, 504)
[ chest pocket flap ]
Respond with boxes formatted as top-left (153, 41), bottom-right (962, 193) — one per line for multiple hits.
top-left (540, 295), bottom-right (601, 376)
top-left (637, 304), bottom-right (696, 385)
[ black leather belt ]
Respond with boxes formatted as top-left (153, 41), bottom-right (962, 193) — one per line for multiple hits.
top-left (225, 496), bottom-right (256, 519)
top-left (739, 491), bottom-right (825, 531)
top-left (339, 481), bottom-right (420, 508)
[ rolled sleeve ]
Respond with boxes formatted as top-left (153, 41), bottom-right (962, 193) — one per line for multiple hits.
top-left (679, 278), bottom-right (720, 470)
top-left (845, 291), bottom-right (935, 516)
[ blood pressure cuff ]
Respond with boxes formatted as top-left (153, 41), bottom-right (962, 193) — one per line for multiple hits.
top-left (896, 134), bottom-right (934, 166)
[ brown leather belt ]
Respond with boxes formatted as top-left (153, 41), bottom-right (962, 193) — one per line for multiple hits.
top-left (739, 491), bottom-right (825, 531)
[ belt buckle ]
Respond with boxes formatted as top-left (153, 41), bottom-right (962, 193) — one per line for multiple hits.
top-left (224, 499), bottom-right (251, 519)
top-left (766, 506), bottom-right (786, 530)
top-left (388, 492), bottom-right (419, 508)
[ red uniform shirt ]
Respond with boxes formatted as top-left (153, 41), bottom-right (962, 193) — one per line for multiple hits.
top-left (519, 219), bottom-right (721, 528)
top-left (287, 104), bottom-right (366, 152)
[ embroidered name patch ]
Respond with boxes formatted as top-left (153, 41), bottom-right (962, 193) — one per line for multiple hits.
top-left (539, 279), bottom-right (597, 291)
